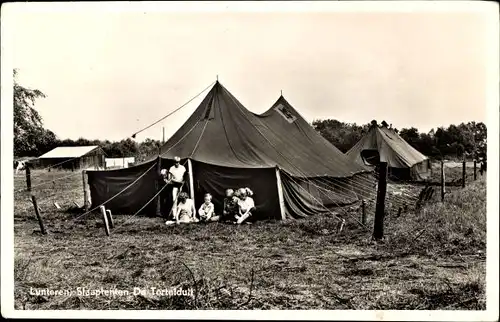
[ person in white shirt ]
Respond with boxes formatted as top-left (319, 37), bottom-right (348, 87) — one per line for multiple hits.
top-left (235, 188), bottom-right (256, 224)
top-left (166, 192), bottom-right (197, 225)
top-left (198, 193), bottom-right (218, 222)
top-left (162, 156), bottom-right (187, 217)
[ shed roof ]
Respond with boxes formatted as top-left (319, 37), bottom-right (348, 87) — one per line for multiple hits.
top-left (38, 146), bottom-right (101, 159)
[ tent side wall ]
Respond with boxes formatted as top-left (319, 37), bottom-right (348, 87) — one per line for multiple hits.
top-left (388, 159), bottom-right (431, 181)
top-left (87, 159), bottom-right (159, 215)
top-left (86, 156), bottom-right (377, 220)
top-left (280, 172), bottom-right (375, 219)
top-left (409, 159), bottom-right (431, 181)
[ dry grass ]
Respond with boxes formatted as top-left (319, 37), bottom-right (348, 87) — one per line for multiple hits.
top-left (13, 168), bottom-right (486, 310)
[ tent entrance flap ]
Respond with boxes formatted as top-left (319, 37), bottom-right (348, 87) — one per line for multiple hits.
top-left (191, 161), bottom-right (280, 221)
top-left (360, 149), bottom-right (380, 166)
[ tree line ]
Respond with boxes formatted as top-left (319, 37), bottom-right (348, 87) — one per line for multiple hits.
top-left (14, 69), bottom-right (487, 161)
top-left (312, 119), bottom-right (487, 160)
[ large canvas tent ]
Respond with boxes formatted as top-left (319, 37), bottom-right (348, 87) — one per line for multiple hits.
top-left (345, 122), bottom-right (431, 181)
top-left (87, 82), bottom-right (372, 220)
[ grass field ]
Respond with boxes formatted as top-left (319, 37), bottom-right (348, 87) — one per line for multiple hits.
top-left (13, 164), bottom-right (486, 310)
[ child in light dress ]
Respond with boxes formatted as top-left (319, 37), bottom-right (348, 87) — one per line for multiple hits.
top-left (235, 187), bottom-right (255, 225)
top-left (166, 192), bottom-right (197, 225)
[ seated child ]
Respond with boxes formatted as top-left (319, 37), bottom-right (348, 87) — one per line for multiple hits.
top-left (198, 193), bottom-right (216, 222)
top-left (222, 189), bottom-right (239, 222)
top-left (235, 187), bottom-right (256, 225)
top-left (166, 192), bottom-right (197, 225)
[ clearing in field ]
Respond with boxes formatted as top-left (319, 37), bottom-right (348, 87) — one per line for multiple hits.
top-left (13, 164), bottom-right (486, 310)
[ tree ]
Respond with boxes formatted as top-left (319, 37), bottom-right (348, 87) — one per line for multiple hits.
top-left (312, 119), bottom-right (369, 153)
top-left (36, 129), bottom-right (58, 155)
top-left (137, 138), bottom-right (161, 161)
top-left (418, 132), bottom-right (435, 157)
top-left (399, 127), bottom-right (420, 149)
top-left (14, 69), bottom-right (51, 156)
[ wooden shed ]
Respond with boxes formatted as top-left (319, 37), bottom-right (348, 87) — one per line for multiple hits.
top-left (37, 146), bottom-right (106, 170)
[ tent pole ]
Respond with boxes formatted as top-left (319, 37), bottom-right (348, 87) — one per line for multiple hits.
top-left (275, 167), bottom-right (286, 221)
top-left (155, 156), bottom-right (162, 217)
top-left (187, 158), bottom-right (196, 207)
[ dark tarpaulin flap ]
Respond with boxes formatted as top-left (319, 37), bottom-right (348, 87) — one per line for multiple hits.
top-left (87, 159), bottom-right (159, 215)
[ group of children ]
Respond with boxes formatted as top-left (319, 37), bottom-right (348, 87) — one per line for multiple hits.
top-left (165, 187), bottom-right (256, 225)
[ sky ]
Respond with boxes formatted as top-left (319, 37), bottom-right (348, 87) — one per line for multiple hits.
top-left (5, 1), bottom-right (497, 142)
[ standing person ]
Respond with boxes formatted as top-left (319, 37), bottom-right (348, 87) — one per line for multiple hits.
top-left (235, 188), bottom-right (256, 225)
top-left (164, 156), bottom-right (186, 217)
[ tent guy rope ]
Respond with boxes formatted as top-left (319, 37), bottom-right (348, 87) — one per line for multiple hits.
top-left (131, 81), bottom-right (216, 139)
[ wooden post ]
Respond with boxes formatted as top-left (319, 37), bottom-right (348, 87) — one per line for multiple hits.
top-left (275, 167), bottom-right (286, 221)
top-left (25, 166), bottom-right (31, 192)
top-left (82, 170), bottom-right (89, 211)
top-left (424, 186), bottom-right (433, 201)
top-left (427, 187), bottom-right (435, 201)
top-left (440, 160), bottom-right (445, 202)
top-left (155, 157), bottom-right (162, 217)
top-left (361, 200), bottom-right (366, 225)
top-left (373, 162), bottom-right (388, 240)
top-left (338, 219), bottom-right (346, 234)
top-left (31, 196), bottom-right (47, 234)
top-left (462, 160), bottom-right (466, 188)
top-left (416, 187), bottom-right (426, 210)
top-left (187, 158), bottom-right (196, 205)
top-left (473, 160), bottom-right (477, 180)
top-left (100, 206), bottom-right (110, 236)
top-left (106, 209), bottom-right (114, 229)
